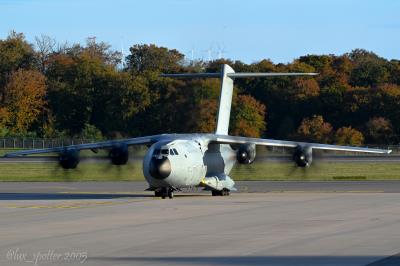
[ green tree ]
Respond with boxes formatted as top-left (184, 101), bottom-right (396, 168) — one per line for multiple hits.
top-left (372, 84), bottom-right (400, 139)
top-left (350, 61), bottom-right (389, 87)
top-left (342, 86), bottom-right (371, 127)
top-left (319, 86), bottom-right (346, 126)
top-left (349, 49), bottom-right (390, 87)
top-left (126, 44), bottom-right (184, 73)
top-left (79, 123), bottom-right (103, 140)
top-left (91, 72), bottom-right (151, 135)
top-left (46, 41), bottom-right (150, 136)
top-left (230, 95), bottom-right (266, 137)
top-left (0, 31), bottom-right (35, 99)
top-left (388, 60), bottom-right (400, 85)
top-left (366, 117), bottom-right (393, 144)
top-left (297, 54), bottom-right (332, 72)
top-left (85, 37), bottom-right (122, 67)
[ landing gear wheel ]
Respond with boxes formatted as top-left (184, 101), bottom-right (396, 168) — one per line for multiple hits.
top-left (168, 189), bottom-right (174, 199)
top-left (212, 189), bottom-right (230, 196)
top-left (159, 188), bottom-right (167, 199)
top-left (157, 188), bottom-right (174, 199)
top-left (222, 189), bottom-right (230, 196)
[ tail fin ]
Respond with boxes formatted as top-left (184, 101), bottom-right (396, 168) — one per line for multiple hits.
top-left (215, 64), bottom-right (235, 135)
top-left (161, 65), bottom-right (317, 135)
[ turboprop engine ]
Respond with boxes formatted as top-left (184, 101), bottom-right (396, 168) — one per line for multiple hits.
top-left (59, 148), bottom-right (80, 169)
top-left (109, 143), bottom-right (129, 165)
top-left (236, 144), bottom-right (256, 164)
top-left (293, 145), bottom-right (312, 167)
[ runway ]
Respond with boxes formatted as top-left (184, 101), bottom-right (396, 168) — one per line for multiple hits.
top-left (2, 180), bottom-right (400, 194)
top-left (1, 182), bottom-right (400, 265)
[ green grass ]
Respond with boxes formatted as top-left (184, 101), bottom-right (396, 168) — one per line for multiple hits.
top-left (0, 149), bottom-right (25, 156)
top-left (231, 162), bottom-right (400, 181)
top-left (0, 161), bottom-right (142, 182)
top-left (0, 148), bottom-right (147, 158)
top-left (0, 148), bottom-right (117, 157)
top-left (0, 161), bottom-right (399, 182)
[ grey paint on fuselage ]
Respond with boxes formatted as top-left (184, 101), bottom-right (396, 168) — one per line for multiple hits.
top-left (203, 143), bottom-right (236, 177)
top-left (143, 136), bottom-right (236, 190)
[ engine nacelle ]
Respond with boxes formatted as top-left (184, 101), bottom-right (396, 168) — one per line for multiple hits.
top-left (236, 144), bottom-right (256, 164)
top-left (293, 145), bottom-right (312, 167)
top-left (59, 148), bottom-right (80, 169)
top-left (109, 143), bottom-right (129, 165)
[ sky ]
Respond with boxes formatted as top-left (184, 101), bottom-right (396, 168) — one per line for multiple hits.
top-left (1, 0), bottom-right (399, 63)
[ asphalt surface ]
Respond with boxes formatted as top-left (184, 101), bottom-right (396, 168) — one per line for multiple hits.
top-left (1, 182), bottom-right (400, 265)
top-left (2, 181), bottom-right (400, 195)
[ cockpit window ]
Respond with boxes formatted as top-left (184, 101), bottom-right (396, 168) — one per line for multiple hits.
top-left (173, 148), bottom-right (179, 155)
top-left (170, 149), bottom-right (175, 155)
top-left (161, 149), bottom-right (169, 155)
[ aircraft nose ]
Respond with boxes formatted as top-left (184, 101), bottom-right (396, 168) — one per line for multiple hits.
top-left (149, 157), bottom-right (171, 179)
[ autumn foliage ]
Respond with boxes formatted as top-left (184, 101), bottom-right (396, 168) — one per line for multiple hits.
top-left (0, 32), bottom-right (399, 145)
top-left (230, 95), bottom-right (266, 138)
top-left (1, 69), bottom-right (46, 133)
top-left (297, 115), bottom-right (333, 143)
top-left (334, 127), bottom-right (364, 146)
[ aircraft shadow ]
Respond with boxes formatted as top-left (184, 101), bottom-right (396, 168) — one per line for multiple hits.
top-left (0, 192), bottom-right (153, 200)
top-left (89, 255), bottom-right (396, 266)
top-left (0, 192), bottom-right (210, 200)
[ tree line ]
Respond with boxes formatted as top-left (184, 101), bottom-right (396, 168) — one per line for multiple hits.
top-left (0, 31), bottom-right (399, 145)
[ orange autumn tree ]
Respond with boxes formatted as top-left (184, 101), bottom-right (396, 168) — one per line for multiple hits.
top-left (334, 126), bottom-right (364, 145)
top-left (3, 69), bottom-right (47, 133)
top-left (230, 95), bottom-right (266, 137)
top-left (196, 99), bottom-right (218, 133)
top-left (297, 115), bottom-right (333, 143)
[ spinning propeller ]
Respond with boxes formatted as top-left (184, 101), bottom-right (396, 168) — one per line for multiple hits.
top-left (50, 142), bottom-right (132, 180)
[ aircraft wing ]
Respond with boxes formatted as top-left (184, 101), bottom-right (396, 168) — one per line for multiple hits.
top-left (209, 134), bottom-right (392, 154)
top-left (4, 135), bottom-right (165, 157)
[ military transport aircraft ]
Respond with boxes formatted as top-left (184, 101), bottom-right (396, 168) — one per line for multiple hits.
top-left (5, 64), bottom-right (392, 199)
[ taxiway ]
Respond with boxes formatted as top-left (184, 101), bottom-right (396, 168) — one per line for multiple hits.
top-left (1, 182), bottom-right (400, 265)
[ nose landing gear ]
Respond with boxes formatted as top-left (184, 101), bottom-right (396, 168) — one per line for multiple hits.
top-left (155, 187), bottom-right (174, 199)
top-left (212, 188), bottom-right (230, 196)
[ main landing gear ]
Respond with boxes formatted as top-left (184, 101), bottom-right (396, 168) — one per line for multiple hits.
top-left (155, 187), bottom-right (174, 199)
top-left (212, 188), bottom-right (230, 196)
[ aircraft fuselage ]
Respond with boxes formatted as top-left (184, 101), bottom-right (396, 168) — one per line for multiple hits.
top-left (143, 138), bottom-right (236, 190)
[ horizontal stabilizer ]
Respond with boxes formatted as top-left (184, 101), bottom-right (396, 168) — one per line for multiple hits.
top-left (160, 72), bottom-right (318, 79)
top-left (159, 73), bottom-right (220, 78)
top-left (227, 72), bottom-right (318, 78)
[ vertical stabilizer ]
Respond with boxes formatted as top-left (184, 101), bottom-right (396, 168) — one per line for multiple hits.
top-left (215, 64), bottom-right (235, 135)
top-left (160, 65), bottom-right (318, 136)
